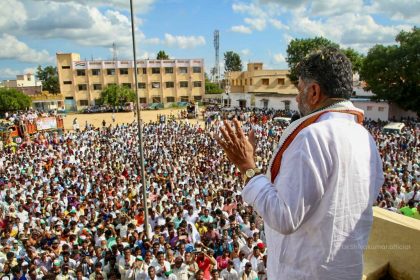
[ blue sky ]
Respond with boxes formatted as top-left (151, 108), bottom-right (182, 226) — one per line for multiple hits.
top-left (0, 0), bottom-right (418, 80)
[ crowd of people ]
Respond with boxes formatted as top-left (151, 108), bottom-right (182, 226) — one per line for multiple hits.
top-left (0, 108), bottom-right (418, 279)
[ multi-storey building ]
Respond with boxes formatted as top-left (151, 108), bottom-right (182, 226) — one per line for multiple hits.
top-left (56, 53), bottom-right (205, 111)
top-left (226, 62), bottom-right (298, 110)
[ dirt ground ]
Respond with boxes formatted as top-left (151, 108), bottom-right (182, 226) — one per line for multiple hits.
top-left (63, 108), bottom-right (205, 131)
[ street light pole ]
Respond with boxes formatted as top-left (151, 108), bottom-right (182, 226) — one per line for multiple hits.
top-left (129, 0), bottom-right (149, 238)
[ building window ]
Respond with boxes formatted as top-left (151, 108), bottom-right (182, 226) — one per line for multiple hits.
top-left (378, 107), bottom-right (385, 112)
top-left (180, 96), bottom-right (189, 102)
top-left (166, 82), bottom-right (174, 88)
top-left (122, 83), bottom-right (131, 89)
top-left (139, 98), bottom-right (147, 103)
top-left (262, 78), bottom-right (269, 85)
top-left (63, 81), bottom-right (72, 85)
top-left (367, 106), bottom-right (372, 111)
top-left (62, 66), bottom-right (71, 69)
top-left (120, 68), bottom-right (129, 75)
top-left (278, 78), bottom-right (285, 85)
top-left (108, 83), bottom-right (116, 87)
top-left (93, 84), bottom-right (102, 90)
top-left (284, 100), bottom-right (290, 111)
top-left (137, 68), bottom-right (147, 74)
top-left (250, 78), bottom-right (253, 85)
top-left (245, 79), bottom-right (247, 85)
top-left (179, 67), bottom-right (188, 74)
top-left (138, 83), bottom-right (146, 89)
top-left (194, 96), bottom-right (202, 101)
top-left (193, 81), bottom-right (202, 87)
top-left (180, 81), bottom-right (188, 88)
top-left (167, 97), bottom-right (175, 102)
top-left (107, 69), bottom-right (115, 75)
top-left (193, 67), bottom-right (201, 73)
top-left (263, 100), bottom-right (269, 109)
top-left (152, 97), bottom-right (161, 103)
top-left (79, 100), bottom-right (89, 106)
top-left (76, 69), bottom-right (86, 76)
top-left (78, 84), bottom-right (87, 91)
top-left (165, 67), bottom-right (174, 74)
top-left (152, 82), bottom-right (160, 88)
top-left (152, 67), bottom-right (160, 74)
top-left (92, 69), bottom-right (100, 76)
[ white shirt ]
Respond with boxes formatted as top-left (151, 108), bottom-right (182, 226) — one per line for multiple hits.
top-left (220, 267), bottom-right (239, 280)
top-left (242, 112), bottom-right (384, 280)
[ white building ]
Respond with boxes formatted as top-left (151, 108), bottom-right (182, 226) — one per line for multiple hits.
top-left (1, 73), bottom-right (42, 95)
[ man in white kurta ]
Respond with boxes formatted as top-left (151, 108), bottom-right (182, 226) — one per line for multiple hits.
top-left (216, 48), bottom-right (384, 280)
top-left (242, 112), bottom-right (384, 279)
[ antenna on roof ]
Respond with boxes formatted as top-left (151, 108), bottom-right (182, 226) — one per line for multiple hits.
top-left (112, 42), bottom-right (118, 61)
top-left (214, 30), bottom-right (220, 83)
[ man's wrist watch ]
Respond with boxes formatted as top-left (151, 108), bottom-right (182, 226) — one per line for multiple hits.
top-left (243, 168), bottom-right (261, 184)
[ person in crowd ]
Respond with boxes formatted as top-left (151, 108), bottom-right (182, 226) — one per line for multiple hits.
top-left (0, 102), bottom-right (417, 279)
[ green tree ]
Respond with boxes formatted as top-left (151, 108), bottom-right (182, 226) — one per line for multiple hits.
top-left (100, 84), bottom-right (136, 109)
top-left (224, 51), bottom-right (242, 72)
top-left (205, 81), bottom-right (224, 94)
top-left (156, 50), bottom-right (169, 60)
top-left (342, 48), bottom-right (365, 73)
top-left (286, 37), bottom-right (339, 84)
top-left (0, 88), bottom-right (32, 112)
top-left (36, 65), bottom-right (59, 94)
top-left (360, 27), bottom-right (420, 116)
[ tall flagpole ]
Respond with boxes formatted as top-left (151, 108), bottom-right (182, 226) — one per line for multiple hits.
top-left (130, 0), bottom-right (149, 238)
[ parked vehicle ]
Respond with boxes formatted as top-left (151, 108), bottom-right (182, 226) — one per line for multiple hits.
top-left (0, 116), bottom-right (65, 144)
top-left (382, 122), bottom-right (405, 134)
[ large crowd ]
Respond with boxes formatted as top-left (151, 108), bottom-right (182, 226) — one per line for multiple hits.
top-left (0, 108), bottom-right (418, 279)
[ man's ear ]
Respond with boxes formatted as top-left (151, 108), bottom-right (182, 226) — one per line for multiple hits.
top-left (309, 83), bottom-right (323, 105)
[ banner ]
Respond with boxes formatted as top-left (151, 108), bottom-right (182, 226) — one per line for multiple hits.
top-left (36, 117), bottom-right (57, 131)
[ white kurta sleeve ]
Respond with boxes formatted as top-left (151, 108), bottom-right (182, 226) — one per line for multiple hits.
top-left (242, 131), bottom-right (328, 235)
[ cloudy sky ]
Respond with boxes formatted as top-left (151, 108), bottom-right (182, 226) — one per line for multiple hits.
top-left (0, 0), bottom-right (418, 80)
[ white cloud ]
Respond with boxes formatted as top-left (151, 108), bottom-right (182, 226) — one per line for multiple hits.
top-left (233, 0), bottom-right (415, 54)
top-left (273, 53), bottom-right (286, 64)
top-left (269, 18), bottom-right (289, 30)
top-left (244, 17), bottom-right (266, 31)
top-left (258, 0), bottom-right (306, 8)
top-left (288, 11), bottom-right (412, 52)
top-left (0, 68), bottom-right (21, 79)
top-left (232, 2), bottom-right (266, 18)
top-left (162, 33), bottom-right (206, 49)
top-left (25, 3), bottom-right (133, 48)
top-left (0, 34), bottom-right (52, 63)
top-left (23, 67), bottom-right (36, 75)
top-left (309, 0), bottom-right (364, 17)
top-left (144, 37), bottom-right (161, 45)
top-left (33, 0), bottom-right (157, 14)
top-left (241, 49), bottom-right (251, 56)
top-left (369, 0), bottom-right (420, 24)
top-left (231, 25), bottom-right (252, 34)
top-left (0, 0), bottom-right (27, 31)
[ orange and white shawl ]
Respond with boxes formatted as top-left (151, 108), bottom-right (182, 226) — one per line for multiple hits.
top-left (268, 100), bottom-right (364, 183)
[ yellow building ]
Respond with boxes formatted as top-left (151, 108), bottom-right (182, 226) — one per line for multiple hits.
top-left (226, 63), bottom-right (298, 110)
top-left (56, 53), bottom-right (205, 111)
